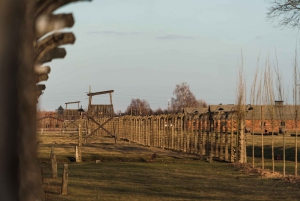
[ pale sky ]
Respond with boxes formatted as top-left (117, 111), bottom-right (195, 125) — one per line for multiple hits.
top-left (38, 0), bottom-right (300, 112)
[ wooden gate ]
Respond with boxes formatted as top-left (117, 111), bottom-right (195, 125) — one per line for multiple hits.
top-left (86, 90), bottom-right (116, 140)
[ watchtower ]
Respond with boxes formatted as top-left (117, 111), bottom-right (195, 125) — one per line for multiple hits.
top-left (64, 101), bottom-right (81, 120)
top-left (87, 90), bottom-right (114, 118)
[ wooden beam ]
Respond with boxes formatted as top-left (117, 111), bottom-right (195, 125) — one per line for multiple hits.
top-left (87, 90), bottom-right (114, 97)
top-left (109, 93), bottom-right (112, 105)
top-left (65, 101), bottom-right (80, 104)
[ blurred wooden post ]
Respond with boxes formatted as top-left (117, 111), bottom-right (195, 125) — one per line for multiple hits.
top-left (76, 113), bottom-right (82, 162)
top-left (134, 117), bottom-right (137, 143)
top-left (197, 117), bottom-right (201, 157)
top-left (189, 118), bottom-right (192, 153)
top-left (166, 118), bottom-right (169, 149)
top-left (151, 118), bottom-right (154, 146)
top-left (204, 115), bottom-right (209, 157)
top-left (41, 167), bottom-right (44, 184)
top-left (224, 115), bottom-right (229, 161)
top-left (171, 117), bottom-right (175, 150)
top-left (194, 118), bottom-right (198, 154)
top-left (50, 146), bottom-right (54, 159)
top-left (295, 109), bottom-right (298, 177)
top-left (162, 118), bottom-right (165, 150)
top-left (200, 115), bottom-right (205, 156)
top-left (209, 132), bottom-right (213, 163)
top-left (183, 117), bottom-right (187, 152)
top-left (220, 115), bottom-right (224, 160)
top-left (209, 114), bottom-right (213, 163)
top-left (0, 1), bottom-right (46, 200)
top-left (215, 117), bottom-right (219, 158)
top-left (175, 117), bottom-right (178, 150)
top-left (251, 110), bottom-right (255, 167)
top-left (147, 118), bottom-right (150, 146)
top-left (61, 164), bottom-right (68, 195)
top-left (158, 117), bottom-right (161, 147)
top-left (187, 117), bottom-right (191, 153)
top-left (180, 117), bottom-right (184, 152)
top-left (261, 106), bottom-right (265, 169)
top-left (230, 113), bottom-right (235, 162)
top-left (158, 116), bottom-right (163, 148)
top-left (51, 152), bottom-right (57, 178)
top-left (145, 118), bottom-right (148, 145)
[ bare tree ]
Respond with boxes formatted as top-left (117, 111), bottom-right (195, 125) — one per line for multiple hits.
top-left (266, 0), bottom-right (300, 29)
top-left (171, 82), bottom-right (198, 111)
top-left (196, 99), bottom-right (208, 108)
top-left (292, 49), bottom-right (299, 176)
top-left (250, 58), bottom-right (260, 167)
top-left (236, 54), bottom-right (247, 163)
top-left (153, 107), bottom-right (164, 115)
top-left (115, 110), bottom-right (122, 116)
top-left (263, 58), bottom-right (276, 172)
top-left (125, 98), bottom-right (152, 116)
top-left (274, 53), bottom-right (286, 176)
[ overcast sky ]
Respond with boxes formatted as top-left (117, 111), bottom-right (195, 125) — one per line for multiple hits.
top-left (38, 0), bottom-right (300, 112)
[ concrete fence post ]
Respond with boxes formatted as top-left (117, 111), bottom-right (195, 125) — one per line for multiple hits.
top-left (61, 163), bottom-right (68, 195)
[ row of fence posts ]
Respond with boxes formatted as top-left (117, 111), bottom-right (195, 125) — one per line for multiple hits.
top-left (80, 110), bottom-right (300, 177)
top-left (88, 113), bottom-right (240, 163)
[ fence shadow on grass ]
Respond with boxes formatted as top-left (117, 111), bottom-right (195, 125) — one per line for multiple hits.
top-left (246, 145), bottom-right (300, 162)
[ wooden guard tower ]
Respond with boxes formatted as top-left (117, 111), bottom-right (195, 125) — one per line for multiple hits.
top-left (85, 90), bottom-right (116, 139)
top-left (87, 90), bottom-right (114, 118)
top-left (64, 101), bottom-right (81, 120)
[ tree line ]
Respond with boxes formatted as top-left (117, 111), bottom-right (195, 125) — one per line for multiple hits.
top-left (121, 82), bottom-right (207, 116)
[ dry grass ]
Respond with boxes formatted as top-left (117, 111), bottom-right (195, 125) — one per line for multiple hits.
top-left (39, 133), bottom-right (300, 201)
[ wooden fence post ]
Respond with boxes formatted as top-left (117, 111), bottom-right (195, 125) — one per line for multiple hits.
top-left (158, 117), bottom-right (161, 148)
top-left (132, 118), bottom-right (135, 142)
top-left (215, 118), bottom-right (219, 158)
top-left (145, 118), bottom-right (148, 146)
top-left (135, 117), bottom-right (137, 143)
top-left (225, 116), bottom-right (229, 161)
top-left (171, 117), bottom-right (175, 150)
top-left (174, 117), bottom-right (178, 151)
top-left (183, 116), bottom-right (187, 152)
top-left (230, 114), bottom-right (235, 162)
top-left (193, 117), bottom-right (197, 154)
top-left (220, 115), bottom-right (224, 160)
top-left (151, 118), bottom-right (154, 147)
top-left (163, 117), bottom-right (165, 149)
top-left (76, 117), bottom-right (82, 162)
top-left (197, 117), bottom-right (202, 157)
top-left (205, 115), bottom-right (209, 157)
top-left (187, 117), bottom-right (191, 153)
top-left (61, 163), bottom-right (68, 195)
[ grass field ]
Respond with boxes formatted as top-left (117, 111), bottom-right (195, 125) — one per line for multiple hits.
top-left (38, 133), bottom-right (300, 201)
top-left (246, 133), bottom-right (300, 175)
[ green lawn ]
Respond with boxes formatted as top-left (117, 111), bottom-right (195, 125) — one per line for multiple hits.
top-left (42, 160), bottom-right (300, 201)
top-left (246, 134), bottom-right (300, 175)
top-left (38, 134), bottom-right (300, 201)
